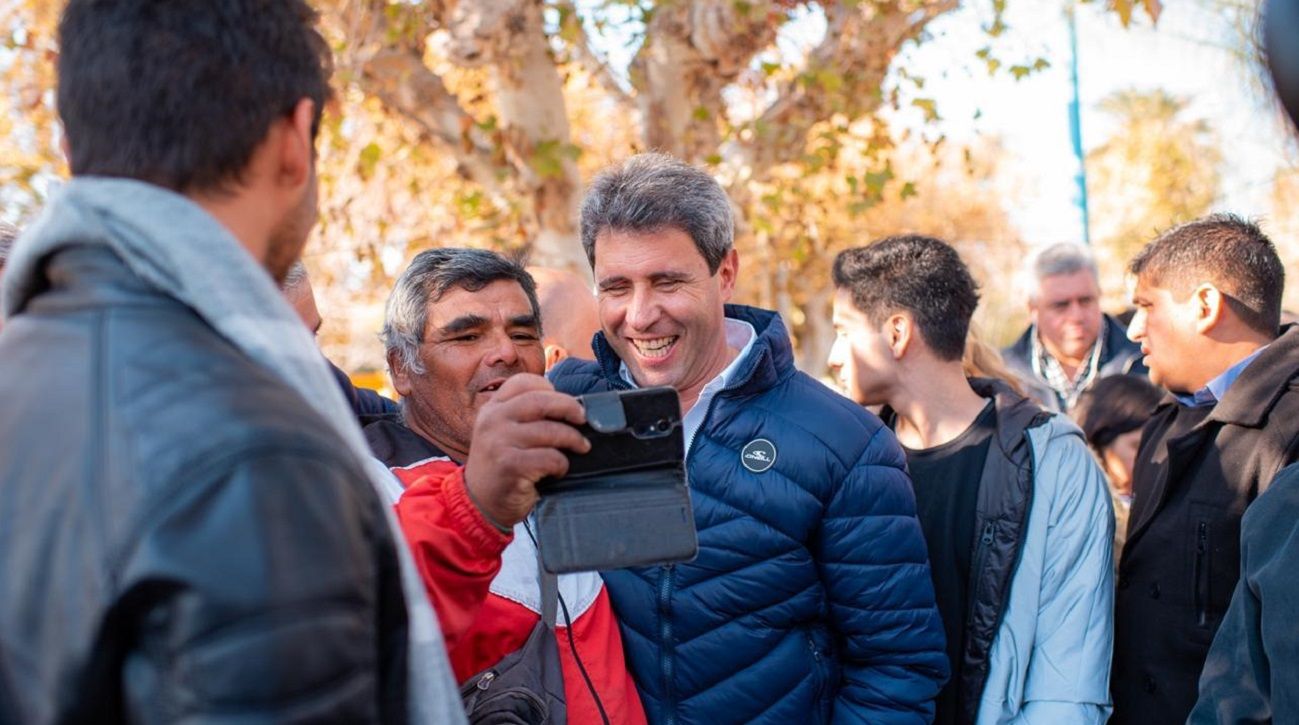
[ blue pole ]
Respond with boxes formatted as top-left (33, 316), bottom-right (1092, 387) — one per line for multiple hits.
top-left (1067, 3), bottom-right (1092, 245)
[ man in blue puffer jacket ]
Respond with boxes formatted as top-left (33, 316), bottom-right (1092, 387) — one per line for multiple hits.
top-left (550, 153), bottom-right (949, 724)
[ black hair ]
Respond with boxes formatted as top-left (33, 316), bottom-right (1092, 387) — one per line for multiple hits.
top-left (1129, 213), bottom-right (1284, 337)
top-left (1072, 374), bottom-right (1164, 452)
top-left (57, 0), bottom-right (333, 193)
top-left (832, 235), bottom-right (980, 361)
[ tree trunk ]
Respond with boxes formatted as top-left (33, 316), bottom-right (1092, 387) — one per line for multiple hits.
top-left (797, 286), bottom-right (835, 377)
top-left (446, 0), bottom-right (588, 275)
top-left (632, 1), bottom-right (777, 163)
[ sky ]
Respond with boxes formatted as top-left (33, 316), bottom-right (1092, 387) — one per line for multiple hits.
top-left (881, 0), bottom-right (1293, 246)
top-left (581, 1), bottom-right (1291, 248)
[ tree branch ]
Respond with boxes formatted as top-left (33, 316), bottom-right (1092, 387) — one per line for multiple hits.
top-left (360, 49), bottom-right (514, 203)
top-left (332, 0), bottom-right (512, 199)
top-left (553, 0), bottom-right (636, 113)
top-left (738, 0), bottom-right (960, 178)
top-left (632, 0), bottom-right (781, 162)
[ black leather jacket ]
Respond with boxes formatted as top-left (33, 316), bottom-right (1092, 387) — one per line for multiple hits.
top-left (0, 247), bottom-right (410, 723)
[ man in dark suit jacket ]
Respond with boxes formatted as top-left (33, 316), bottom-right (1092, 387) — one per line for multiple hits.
top-left (1111, 213), bottom-right (1299, 724)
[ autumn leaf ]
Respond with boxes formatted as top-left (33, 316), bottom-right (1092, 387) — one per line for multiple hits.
top-left (912, 97), bottom-right (939, 122)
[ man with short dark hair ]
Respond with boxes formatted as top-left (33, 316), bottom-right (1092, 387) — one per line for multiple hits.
top-left (1111, 213), bottom-right (1299, 724)
top-left (368, 248), bottom-right (646, 724)
top-left (551, 153), bottom-right (948, 724)
top-left (1003, 243), bottom-right (1145, 411)
top-left (0, 2), bottom-right (463, 722)
top-left (829, 235), bottom-right (1115, 724)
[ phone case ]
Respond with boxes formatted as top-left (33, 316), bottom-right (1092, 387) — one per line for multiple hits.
top-left (535, 387), bottom-right (698, 573)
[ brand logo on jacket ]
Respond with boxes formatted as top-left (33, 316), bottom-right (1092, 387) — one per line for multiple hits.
top-left (741, 438), bottom-right (777, 473)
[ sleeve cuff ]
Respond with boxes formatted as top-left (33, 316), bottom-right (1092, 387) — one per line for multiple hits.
top-left (442, 467), bottom-right (513, 555)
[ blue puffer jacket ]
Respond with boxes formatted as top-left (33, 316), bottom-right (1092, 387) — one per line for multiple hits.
top-left (550, 304), bottom-right (948, 725)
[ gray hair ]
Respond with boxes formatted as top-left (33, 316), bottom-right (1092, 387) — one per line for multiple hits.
top-left (281, 260), bottom-right (309, 294)
top-left (380, 248), bottom-right (541, 375)
top-left (1026, 242), bottom-right (1099, 299)
top-left (580, 152), bottom-right (734, 273)
top-left (0, 221), bottom-right (18, 266)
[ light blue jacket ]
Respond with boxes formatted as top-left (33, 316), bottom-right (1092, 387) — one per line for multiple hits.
top-left (975, 413), bottom-right (1115, 723)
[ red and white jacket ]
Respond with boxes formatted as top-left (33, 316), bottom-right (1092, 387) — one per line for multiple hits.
top-left (365, 420), bottom-right (645, 725)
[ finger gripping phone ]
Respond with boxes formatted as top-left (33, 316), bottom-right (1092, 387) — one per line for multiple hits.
top-left (535, 387), bottom-right (698, 574)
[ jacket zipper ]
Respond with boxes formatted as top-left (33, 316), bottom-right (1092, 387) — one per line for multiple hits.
top-left (965, 522), bottom-right (997, 635)
top-left (1195, 521), bottom-right (1209, 627)
top-left (806, 630), bottom-right (831, 711)
top-left (656, 374), bottom-right (732, 725)
top-left (600, 336), bottom-right (768, 725)
top-left (659, 564), bottom-right (676, 725)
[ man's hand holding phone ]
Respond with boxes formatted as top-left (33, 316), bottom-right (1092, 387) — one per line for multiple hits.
top-left (463, 374), bottom-right (590, 529)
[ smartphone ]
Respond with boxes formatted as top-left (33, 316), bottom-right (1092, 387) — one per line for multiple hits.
top-left (534, 387), bottom-right (698, 573)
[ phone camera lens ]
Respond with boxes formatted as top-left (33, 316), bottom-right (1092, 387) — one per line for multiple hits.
top-left (655, 419), bottom-right (670, 432)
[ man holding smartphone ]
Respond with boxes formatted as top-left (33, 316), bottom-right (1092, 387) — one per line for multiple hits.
top-left (550, 153), bottom-right (949, 724)
top-left (367, 247), bottom-right (646, 724)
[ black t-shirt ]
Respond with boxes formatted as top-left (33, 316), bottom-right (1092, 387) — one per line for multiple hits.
top-left (901, 399), bottom-right (996, 725)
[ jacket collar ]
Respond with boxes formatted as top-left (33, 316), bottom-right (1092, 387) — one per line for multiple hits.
top-left (1010, 313), bottom-right (1136, 369)
top-left (364, 418), bottom-right (451, 468)
top-left (879, 376), bottom-right (1050, 459)
top-left (968, 377), bottom-right (1052, 456)
top-left (590, 304), bottom-right (793, 396)
top-left (1206, 324), bottom-right (1299, 427)
top-left (1100, 313), bottom-right (1141, 361)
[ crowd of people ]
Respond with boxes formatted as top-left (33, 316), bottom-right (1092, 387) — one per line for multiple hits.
top-left (1, 1), bottom-right (1298, 724)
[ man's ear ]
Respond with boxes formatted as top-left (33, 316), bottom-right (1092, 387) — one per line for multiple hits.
top-left (1193, 283), bottom-right (1224, 335)
top-left (887, 313), bottom-right (912, 359)
top-left (276, 98), bottom-right (316, 190)
top-left (388, 351), bottom-right (413, 398)
top-left (716, 248), bottom-right (739, 303)
top-left (544, 343), bottom-right (568, 372)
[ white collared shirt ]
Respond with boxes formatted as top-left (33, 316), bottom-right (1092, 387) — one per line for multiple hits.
top-left (619, 318), bottom-right (757, 456)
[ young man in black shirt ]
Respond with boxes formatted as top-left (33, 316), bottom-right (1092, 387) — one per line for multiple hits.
top-left (828, 235), bottom-right (1115, 723)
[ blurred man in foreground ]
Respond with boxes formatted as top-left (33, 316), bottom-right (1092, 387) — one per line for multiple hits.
top-left (0, 2), bottom-right (461, 721)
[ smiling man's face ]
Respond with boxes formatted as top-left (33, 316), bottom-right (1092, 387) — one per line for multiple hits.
top-left (391, 279), bottom-right (544, 460)
top-left (593, 226), bottom-right (736, 411)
